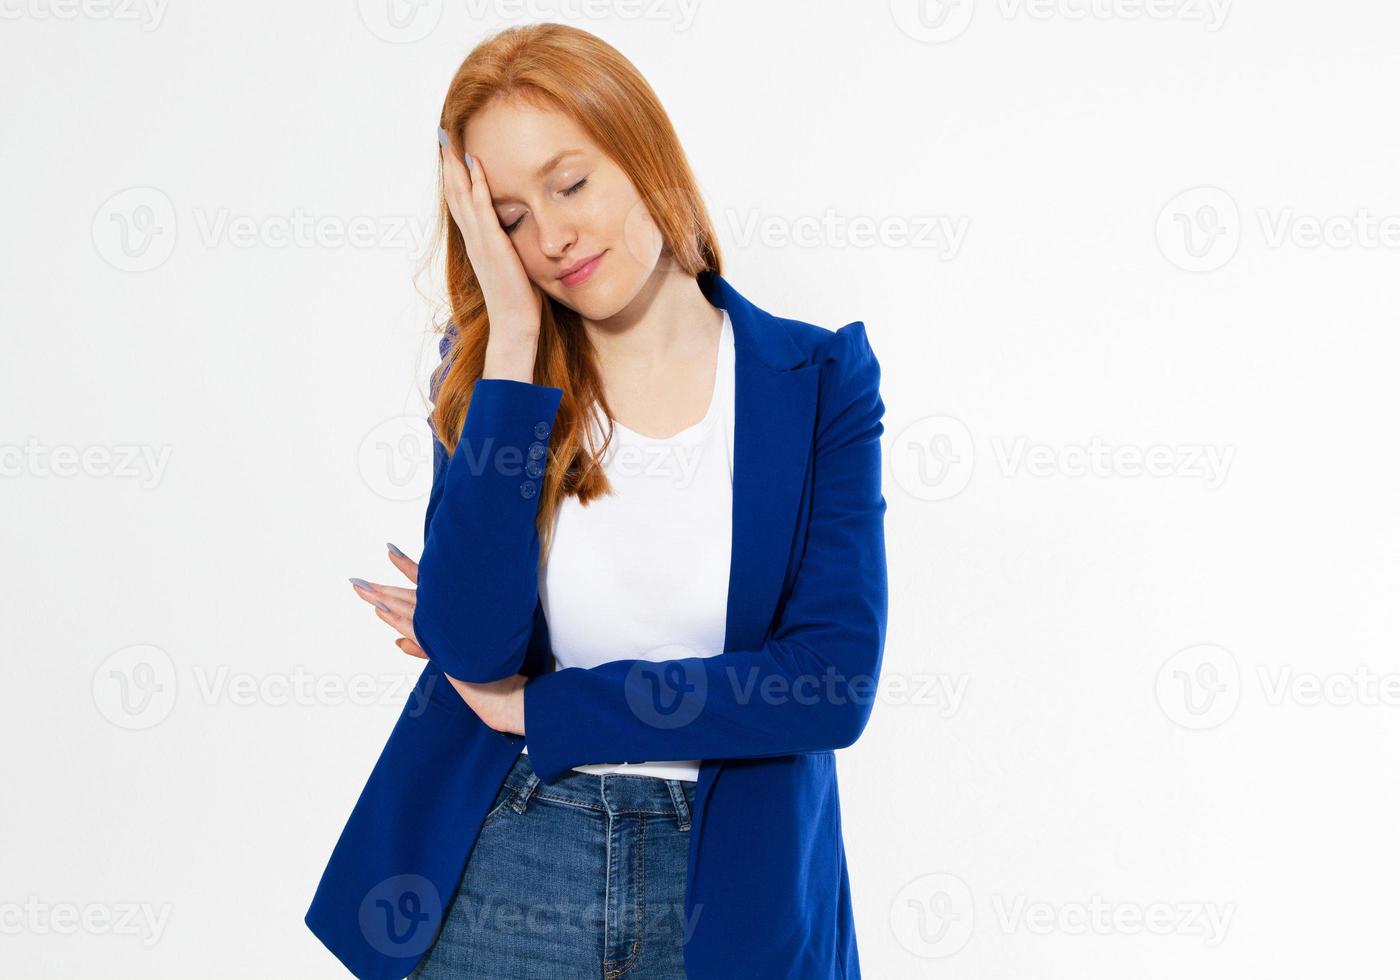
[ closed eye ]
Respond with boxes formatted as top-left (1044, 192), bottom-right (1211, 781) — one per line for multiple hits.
top-left (502, 177), bottom-right (589, 234)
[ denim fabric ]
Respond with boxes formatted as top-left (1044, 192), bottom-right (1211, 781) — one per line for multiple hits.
top-left (409, 751), bottom-right (698, 979)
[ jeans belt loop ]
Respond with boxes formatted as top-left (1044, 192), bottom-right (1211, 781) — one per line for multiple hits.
top-left (510, 770), bottom-right (541, 814)
top-left (664, 779), bottom-right (692, 831)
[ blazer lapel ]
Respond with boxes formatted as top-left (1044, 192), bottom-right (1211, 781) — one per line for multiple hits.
top-left (692, 270), bottom-right (821, 806)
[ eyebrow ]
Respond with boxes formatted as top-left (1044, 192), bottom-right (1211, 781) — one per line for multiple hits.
top-left (492, 148), bottom-right (587, 205)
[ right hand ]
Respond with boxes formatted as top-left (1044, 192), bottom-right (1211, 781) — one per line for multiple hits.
top-left (439, 130), bottom-right (543, 352)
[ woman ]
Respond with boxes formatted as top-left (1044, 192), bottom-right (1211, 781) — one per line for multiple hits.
top-left (306, 23), bottom-right (888, 980)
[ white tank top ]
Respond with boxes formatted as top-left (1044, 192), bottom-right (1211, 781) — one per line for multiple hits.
top-left (522, 310), bottom-right (736, 781)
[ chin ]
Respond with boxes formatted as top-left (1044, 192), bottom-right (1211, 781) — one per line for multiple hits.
top-left (551, 274), bottom-right (624, 319)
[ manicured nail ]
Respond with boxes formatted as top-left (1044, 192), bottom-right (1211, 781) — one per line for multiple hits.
top-left (349, 577), bottom-right (373, 592)
top-left (464, 150), bottom-right (474, 171)
top-left (386, 542), bottom-right (408, 560)
top-left (437, 125), bottom-right (448, 150)
top-left (373, 600), bottom-right (390, 613)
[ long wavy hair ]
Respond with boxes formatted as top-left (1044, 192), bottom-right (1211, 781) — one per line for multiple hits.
top-left (420, 22), bottom-right (722, 565)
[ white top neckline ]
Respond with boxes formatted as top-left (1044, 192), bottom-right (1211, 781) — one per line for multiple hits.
top-left (602, 310), bottom-right (732, 447)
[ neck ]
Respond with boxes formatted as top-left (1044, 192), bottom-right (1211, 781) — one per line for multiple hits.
top-left (580, 259), bottom-right (724, 371)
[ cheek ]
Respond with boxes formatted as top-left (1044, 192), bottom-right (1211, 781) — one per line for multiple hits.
top-left (619, 193), bottom-right (664, 268)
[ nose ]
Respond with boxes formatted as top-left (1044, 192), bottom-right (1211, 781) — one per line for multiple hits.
top-left (533, 205), bottom-right (577, 260)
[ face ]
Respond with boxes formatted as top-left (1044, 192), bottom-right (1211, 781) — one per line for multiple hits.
top-left (462, 96), bottom-right (665, 320)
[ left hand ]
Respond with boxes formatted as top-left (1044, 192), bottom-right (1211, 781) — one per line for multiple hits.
top-left (351, 543), bottom-right (528, 736)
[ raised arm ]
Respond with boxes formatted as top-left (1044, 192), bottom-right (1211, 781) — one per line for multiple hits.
top-left (413, 330), bottom-right (564, 682)
top-left (521, 321), bottom-right (887, 782)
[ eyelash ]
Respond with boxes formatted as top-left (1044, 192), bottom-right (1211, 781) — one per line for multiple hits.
top-left (503, 177), bottom-right (588, 234)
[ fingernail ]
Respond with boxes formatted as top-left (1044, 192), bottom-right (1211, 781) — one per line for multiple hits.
top-left (464, 150), bottom-right (474, 171)
top-left (437, 125), bottom-right (448, 150)
top-left (349, 577), bottom-right (373, 592)
top-left (373, 600), bottom-right (390, 613)
top-left (386, 542), bottom-right (408, 559)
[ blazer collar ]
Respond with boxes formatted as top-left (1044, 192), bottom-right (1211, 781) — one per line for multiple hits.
top-left (698, 269), bottom-right (808, 373)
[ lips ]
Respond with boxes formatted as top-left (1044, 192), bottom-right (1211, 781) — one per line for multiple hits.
top-left (558, 251), bottom-right (606, 286)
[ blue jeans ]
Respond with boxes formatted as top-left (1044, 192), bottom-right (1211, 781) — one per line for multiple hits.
top-left (409, 750), bottom-right (698, 978)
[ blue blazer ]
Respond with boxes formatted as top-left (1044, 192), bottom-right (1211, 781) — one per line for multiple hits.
top-left (305, 269), bottom-right (888, 979)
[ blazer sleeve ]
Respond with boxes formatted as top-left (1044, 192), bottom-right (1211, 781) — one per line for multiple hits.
top-left (521, 321), bottom-right (888, 782)
top-left (413, 329), bottom-right (566, 683)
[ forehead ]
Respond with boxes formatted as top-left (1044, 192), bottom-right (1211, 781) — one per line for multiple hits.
top-left (462, 97), bottom-right (597, 191)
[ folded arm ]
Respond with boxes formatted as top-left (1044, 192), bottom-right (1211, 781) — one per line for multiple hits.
top-left (521, 322), bottom-right (888, 782)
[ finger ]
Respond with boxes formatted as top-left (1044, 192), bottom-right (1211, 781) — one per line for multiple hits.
top-left (368, 582), bottom-right (416, 604)
top-left (387, 543), bottom-right (419, 585)
top-left (439, 134), bottom-right (475, 233)
top-left (465, 151), bottom-right (496, 224)
top-left (349, 578), bottom-right (390, 613)
top-left (368, 589), bottom-right (415, 618)
top-left (395, 637), bottom-right (428, 660)
top-left (373, 603), bottom-right (414, 642)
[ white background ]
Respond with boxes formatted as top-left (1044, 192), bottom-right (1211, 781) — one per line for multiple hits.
top-left (3, 1), bottom-right (1398, 977)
